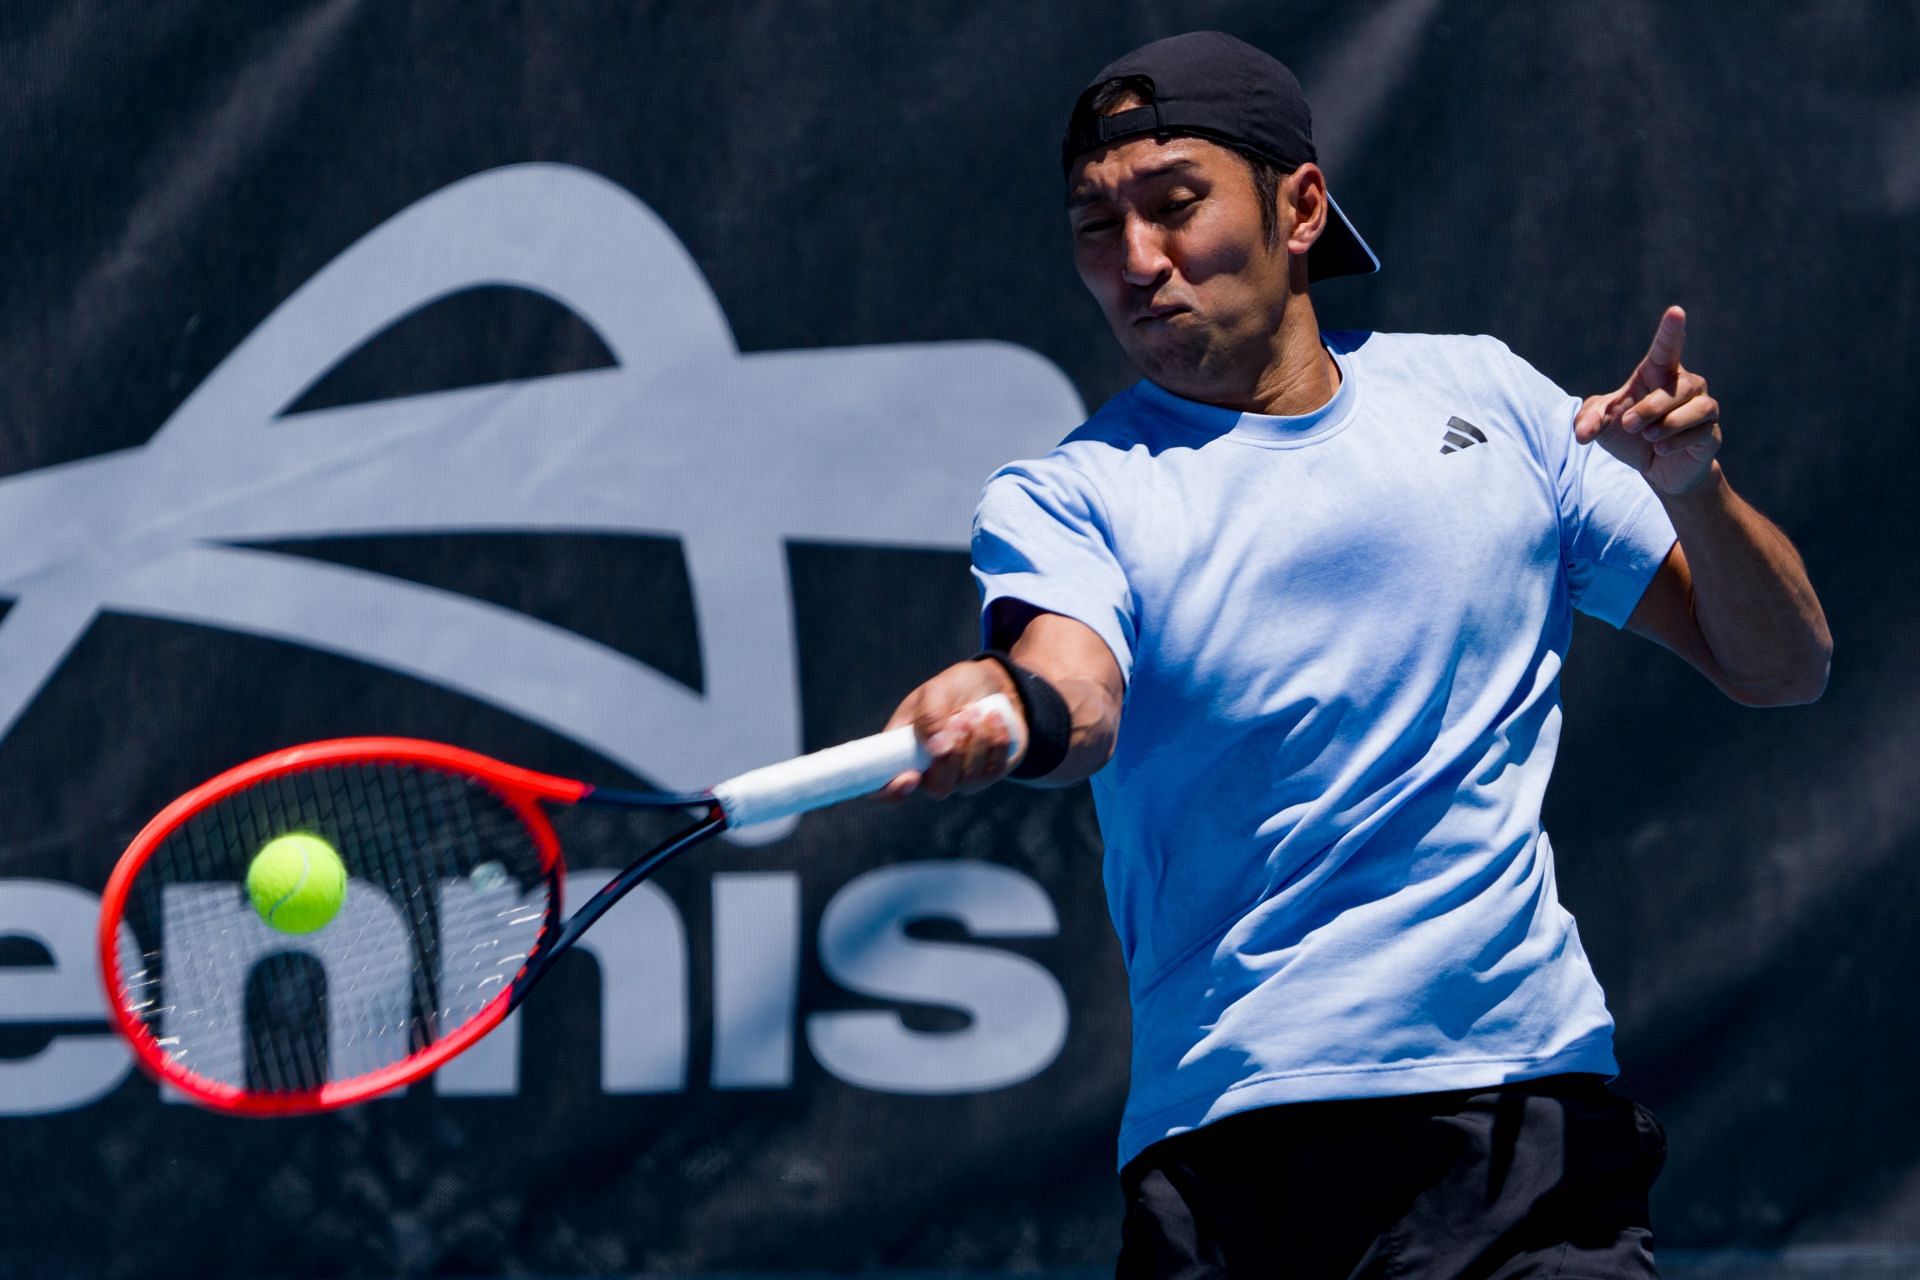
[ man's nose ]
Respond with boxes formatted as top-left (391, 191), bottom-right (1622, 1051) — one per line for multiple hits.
top-left (1120, 215), bottom-right (1170, 287)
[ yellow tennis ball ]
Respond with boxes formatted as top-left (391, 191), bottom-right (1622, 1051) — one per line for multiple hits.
top-left (246, 833), bottom-right (347, 934)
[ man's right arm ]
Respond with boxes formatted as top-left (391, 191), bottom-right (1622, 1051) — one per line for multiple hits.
top-left (878, 601), bottom-right (1125, 800)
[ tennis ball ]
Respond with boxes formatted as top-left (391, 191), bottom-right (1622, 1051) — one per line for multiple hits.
top-left (246, 833), bottom-right (348, 934)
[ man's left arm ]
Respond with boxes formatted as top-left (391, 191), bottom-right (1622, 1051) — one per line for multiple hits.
top-left (1574, 306), bottom-right (1833, 707)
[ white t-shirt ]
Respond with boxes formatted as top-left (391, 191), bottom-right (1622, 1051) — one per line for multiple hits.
top-left (971, 329), bottom-right (1677, 1170)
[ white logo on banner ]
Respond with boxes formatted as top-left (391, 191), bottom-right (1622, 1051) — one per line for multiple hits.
top-left (0, 164), bottom-right (1085, 1112)
top-left (0, 162), bottom-right (1079, 838)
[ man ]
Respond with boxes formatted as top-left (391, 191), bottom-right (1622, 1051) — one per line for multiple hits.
top-left (881, 30), bottom-right (1831, 1280)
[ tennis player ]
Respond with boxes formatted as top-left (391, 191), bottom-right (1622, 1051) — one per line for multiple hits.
top-left (881, 30), bottom-right (1831, 1280)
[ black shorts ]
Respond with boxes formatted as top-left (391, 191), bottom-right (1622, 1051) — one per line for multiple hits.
top-left (1116, 1072), bottom-right (1668, 1280)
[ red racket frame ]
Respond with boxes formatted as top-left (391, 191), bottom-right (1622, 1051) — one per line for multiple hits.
top-left (97, 737), bottom-right (589, 1116)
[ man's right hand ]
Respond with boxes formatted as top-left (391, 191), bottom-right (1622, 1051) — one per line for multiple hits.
top-left (880, 658), bottom-right (1027, 800)
top-left (880, 607), bottom-right (1125, 801)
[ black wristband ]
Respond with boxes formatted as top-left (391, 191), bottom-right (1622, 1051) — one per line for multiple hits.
top-left (974, 650), bottom-right (1071, 780)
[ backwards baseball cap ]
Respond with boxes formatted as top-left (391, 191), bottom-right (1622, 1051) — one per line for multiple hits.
top-left (1061, 30), bottom-right (1381, 283)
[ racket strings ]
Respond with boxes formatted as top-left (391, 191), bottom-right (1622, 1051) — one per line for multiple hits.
top-left (116, 761), bottom-right (554, 1097)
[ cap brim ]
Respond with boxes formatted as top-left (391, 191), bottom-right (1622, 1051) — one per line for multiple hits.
top-left (1307, 191), bottom-right (1381, 283)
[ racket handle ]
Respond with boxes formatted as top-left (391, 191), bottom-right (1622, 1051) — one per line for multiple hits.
top-left (712, 692), bottom-right (1024, 829)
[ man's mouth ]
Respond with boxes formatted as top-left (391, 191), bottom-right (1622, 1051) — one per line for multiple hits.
top-left (1133, 305), bottom-right (1189, 326)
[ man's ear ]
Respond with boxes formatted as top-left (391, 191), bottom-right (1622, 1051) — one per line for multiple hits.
top-left (1285, 164), bottom-right (1330, 256)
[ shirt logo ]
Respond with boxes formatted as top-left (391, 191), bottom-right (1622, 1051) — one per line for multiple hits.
top-left (1440, 416), bottom-right (1488, 454)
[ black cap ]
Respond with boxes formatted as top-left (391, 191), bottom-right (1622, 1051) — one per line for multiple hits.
top-left (1061, 30), bottom-right (1380, 283)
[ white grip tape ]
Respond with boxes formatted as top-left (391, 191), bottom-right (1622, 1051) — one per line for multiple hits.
top-left (711, 692), bottom-right (1023, 830)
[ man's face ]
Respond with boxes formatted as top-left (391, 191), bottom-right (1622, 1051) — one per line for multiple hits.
top-left (1066, 133), bottom-right (1298, 395)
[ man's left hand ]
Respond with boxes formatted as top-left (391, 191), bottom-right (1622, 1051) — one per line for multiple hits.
top-left (1574, 305), bottom-right (1722, 497)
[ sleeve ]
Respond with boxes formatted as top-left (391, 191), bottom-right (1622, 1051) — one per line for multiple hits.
top-left (970, 453), bottom-right (1137, 685)
top-left (1491, 338), bottom-right (1679, 629)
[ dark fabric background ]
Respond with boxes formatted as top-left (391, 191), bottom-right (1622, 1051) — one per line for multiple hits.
top-left (0, 2), bottom-right (1913, 1276)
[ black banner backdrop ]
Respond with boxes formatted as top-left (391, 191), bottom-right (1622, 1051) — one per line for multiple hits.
top-left (1, 3), bottom-right (1914, 1277)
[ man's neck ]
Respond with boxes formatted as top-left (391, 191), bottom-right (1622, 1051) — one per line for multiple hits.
top-left (1163, 295), bottom-right (1340, 417)
top-left (1242, 296), bottom-right (1339, 417)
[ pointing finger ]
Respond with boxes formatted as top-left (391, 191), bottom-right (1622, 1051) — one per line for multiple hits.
top-left (1631, 306), bottom-right (1687, 397)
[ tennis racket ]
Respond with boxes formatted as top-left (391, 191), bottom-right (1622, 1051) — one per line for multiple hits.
top-left (97, 693), bottom-right (1021, 1115)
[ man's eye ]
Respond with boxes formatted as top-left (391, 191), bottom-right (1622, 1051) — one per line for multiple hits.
top-left (1162, 196), bottom-right (1199, 216)
top-left (1077, 218), bottom-right (1119, 237)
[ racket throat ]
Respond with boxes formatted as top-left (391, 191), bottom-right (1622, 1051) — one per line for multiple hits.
top-left (505, 805), bottom-right (728, 1014)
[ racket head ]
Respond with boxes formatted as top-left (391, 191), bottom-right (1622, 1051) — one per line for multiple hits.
top-left (98, 738), bottom-right (588, 1115)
